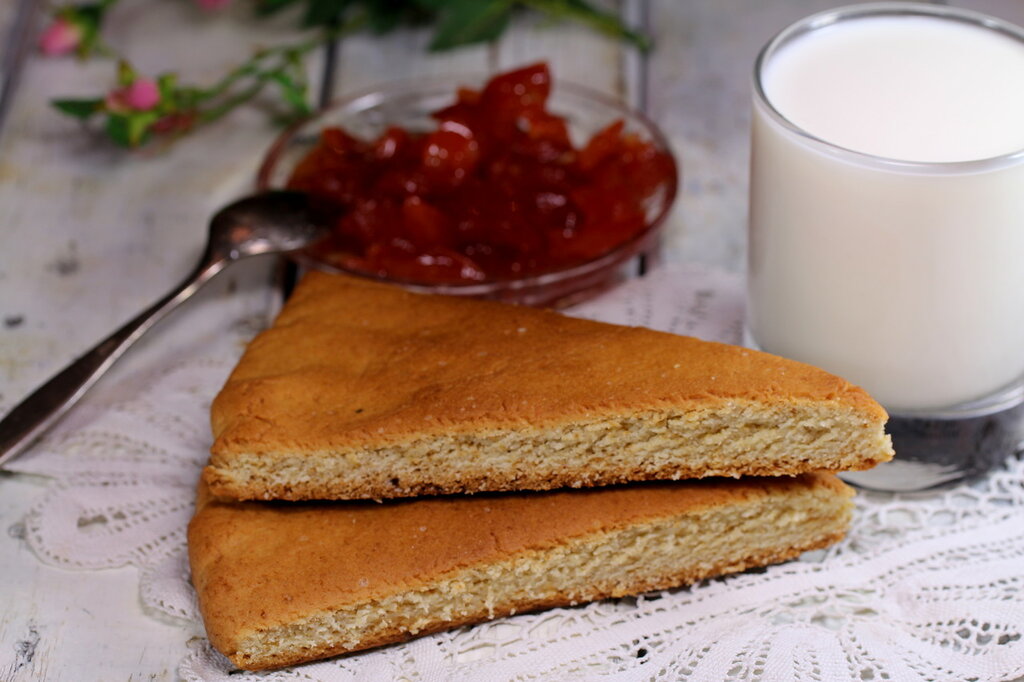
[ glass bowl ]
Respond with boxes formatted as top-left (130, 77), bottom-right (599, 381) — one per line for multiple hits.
top-left (257, 75), bottom-right (679, 308)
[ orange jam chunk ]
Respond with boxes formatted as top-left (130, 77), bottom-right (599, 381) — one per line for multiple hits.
top-left (288, 63), bottom-right (675, 284)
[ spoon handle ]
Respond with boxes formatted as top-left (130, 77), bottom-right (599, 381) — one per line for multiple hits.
top-left (0, 257), bottom-right (227, 469)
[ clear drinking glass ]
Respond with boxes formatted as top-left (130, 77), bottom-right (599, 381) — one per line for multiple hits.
top-left (747, 3), bottom-right (1024, 491)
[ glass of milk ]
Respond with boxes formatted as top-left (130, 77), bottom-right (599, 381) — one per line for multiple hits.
top-left (747, 3), bottom-right (1024, 491)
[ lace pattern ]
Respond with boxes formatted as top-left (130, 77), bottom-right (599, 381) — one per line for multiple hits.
top-left (10, 265), bottom-right (1024, 681)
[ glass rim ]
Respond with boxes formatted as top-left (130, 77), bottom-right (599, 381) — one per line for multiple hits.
top-left (752, 1), bottom-right (1024, 174)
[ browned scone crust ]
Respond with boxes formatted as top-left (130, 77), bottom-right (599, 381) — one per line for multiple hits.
top-left (204, 272), bottom-right (892, 500)
top-left (188, 472), bottom-right (855, 671)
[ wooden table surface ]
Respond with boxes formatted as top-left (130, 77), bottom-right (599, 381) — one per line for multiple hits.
top-left (1, 1), bottom-right (1022, 679)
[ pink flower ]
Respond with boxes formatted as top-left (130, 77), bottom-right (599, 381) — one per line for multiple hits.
top-left (195, 0), bottom-right (231, 10)
top-left (39, 17), bottom-right (82, 56)
top-left (105, 78), bottom-right (161, 112)
top-left (124, 79), bottom-right (161, 110)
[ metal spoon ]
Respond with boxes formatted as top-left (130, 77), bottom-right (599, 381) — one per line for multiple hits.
top-left (0, 190), bottom-right (331, 468)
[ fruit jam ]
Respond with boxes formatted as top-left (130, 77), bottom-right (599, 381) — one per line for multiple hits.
top-left (287, 63), bottom-right (676, 285)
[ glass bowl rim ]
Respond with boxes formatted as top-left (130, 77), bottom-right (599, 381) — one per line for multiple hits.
top-left (255, 73), bottom-right (680, 295)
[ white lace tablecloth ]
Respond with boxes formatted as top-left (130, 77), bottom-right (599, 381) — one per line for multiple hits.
top-left (8, 265), bottom-right (1024, 681)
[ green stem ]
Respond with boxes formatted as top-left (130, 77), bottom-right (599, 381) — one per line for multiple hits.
top-left (197, 80), bottom-right (268, 124)
top-left (197, 64), bottom-right (305, 124)
top-left (194, 44), bottom-right (311, 104)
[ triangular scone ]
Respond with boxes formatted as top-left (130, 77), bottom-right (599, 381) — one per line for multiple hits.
top-left (204, 272), bottom-right (892, 501)
top-left (189, 473), bottom-right (855, 671)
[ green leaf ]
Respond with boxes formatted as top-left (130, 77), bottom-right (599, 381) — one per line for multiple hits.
top-left (360, 0), bottom-right (430, 33)
top-left (105, 112), bottom-right (157, 147)
top-left (301, 0), bottom-right (351, 27)
top-left (429, 0), bottom-right (513, 51)
top-left (521, 0), bottom-right (650, 50)
top-left (73, 3), bottom-right (106, 28)
top-left (255, 0), bottom-right (301, 16)
top-left (172, 86), bottom-right (204, 110)
top-left (116, 60), bottom-right (136, 86)
top-left (268, 71), bottom-right (312, 115)
top-left (157, 73), bottom-right (178, 100)
top-left (52, 98), bottom-right (103, 120)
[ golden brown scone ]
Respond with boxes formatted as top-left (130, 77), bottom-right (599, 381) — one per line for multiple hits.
top-left (189, 472), bottom-right (855, 671)
top-left (204, 272), bottom-right (892, 501)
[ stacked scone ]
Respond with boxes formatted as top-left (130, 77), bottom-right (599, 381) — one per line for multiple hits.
top-left (189, 271), bottom-right (893, 671)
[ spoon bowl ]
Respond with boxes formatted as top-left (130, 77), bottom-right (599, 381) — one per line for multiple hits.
top-left (206, 191), bottom-right (332, 261)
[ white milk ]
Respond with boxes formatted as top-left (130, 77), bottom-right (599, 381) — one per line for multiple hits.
top-left (748, 7), bottom-right (1024, 412)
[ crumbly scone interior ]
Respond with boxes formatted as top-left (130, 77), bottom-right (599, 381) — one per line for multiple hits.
top-left (226, 482), bottom-right (852, 670)
top-left (206, 400), bottom-right (891, 500)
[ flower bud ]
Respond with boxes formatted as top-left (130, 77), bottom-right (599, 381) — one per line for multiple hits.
top-left (39, 17), bottom-right (82, 56)
top-left (106, 78), bottom-right (161, 113)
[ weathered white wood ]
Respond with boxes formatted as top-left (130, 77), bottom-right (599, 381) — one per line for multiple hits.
top-left (333, 27), bottom-right (490, 94)
top-left (0, 3), bottom-right (324, 680)
top-left (0, 1), bottom-right (16, 32)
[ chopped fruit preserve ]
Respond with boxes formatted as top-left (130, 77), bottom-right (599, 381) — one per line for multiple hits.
top-left (287, 63), bottom-right (676, 284)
